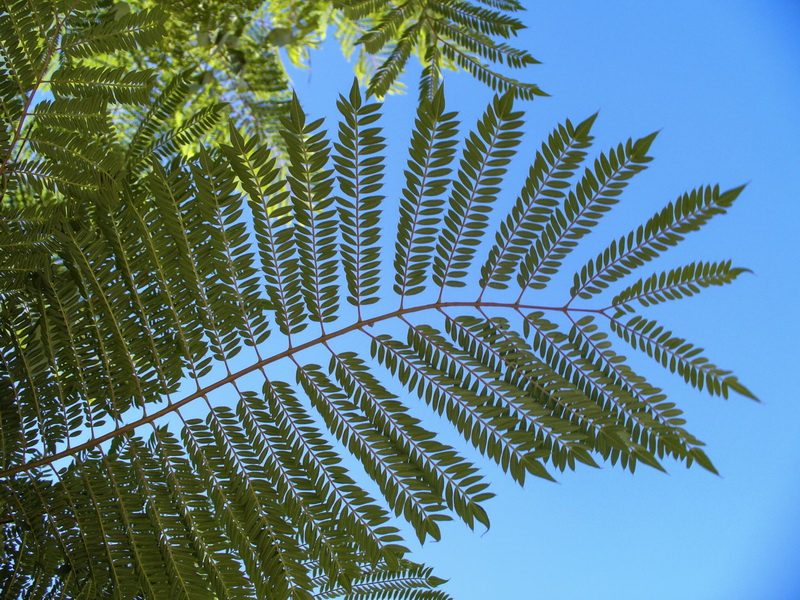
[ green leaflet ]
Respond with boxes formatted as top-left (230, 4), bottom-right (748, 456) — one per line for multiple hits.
top-left (521, 311), bottom-right (700, 473)
top-left (47, 66), bottom-right (156, 105)
top-left (370, 325), bottom-right (555, 485)
top-left (330, 350), bottom-right (492, 530)
top-left (261, 378), bottom-right (407, 569)
top-left (191, 148), bottom-right (273, 347)
top-left (59, 7), bottom-right (167, 60)
top-left (311, 560), bottom-right (451, 600)
top-left (442, 314), bottom-right (600, 471)
top-left (222, 124), bottom-right (309, 336)
top-left (152, 426), bottom-right (255, 600)
top-left (124, 70), bottom-right (225, 174)
top-left (297, 362), bottom-right (451, 544)
top-left (182, 414), bottom-right (312, 600)
top-left (0, 0), bottom-right (164, 203)
top-left (565, 315), bottom-right (705, 469)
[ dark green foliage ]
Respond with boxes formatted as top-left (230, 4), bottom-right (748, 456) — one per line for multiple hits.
top-left (479, 113), bottom-right (597, 292)
top-left (432, 91), bottom-right (524, 292)
top-left (611, 260), bottom-right (748, 312)
top-left (610, 315), bottom-right (757, 401)
top-left (334, 81), bottom-right (386, 312)
top-left (282, 95), bottom-right (341, 325)
top-left (517, 131), bottom-right (658, 293)
top-left (571, 185), bottom-right (745, 300)
top-left (0, 1), bottom-right (755, 599)
top-left (393, 87), bottom-right (459, 300)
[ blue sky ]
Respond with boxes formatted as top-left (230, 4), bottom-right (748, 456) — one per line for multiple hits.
top-left (282, 2), bottom-right (800, 599)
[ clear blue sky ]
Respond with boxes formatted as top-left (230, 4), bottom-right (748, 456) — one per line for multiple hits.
top-left (283, 2), bottom-right (800, 599)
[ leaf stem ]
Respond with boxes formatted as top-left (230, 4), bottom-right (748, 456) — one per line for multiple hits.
top-left (0, 300), bottom-right (604, 478)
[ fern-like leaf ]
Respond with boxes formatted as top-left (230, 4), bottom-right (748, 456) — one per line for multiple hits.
top-left (60, 7), bottom-right (166, 60)
top-left (611, 260), bottom-right (748, 314)
top-left (222, 124), bottom-right (308, 337)
top-left (433, 91), bottom-right (523, 293)
top-left (610, 315), bottom-right (758, 401)
top-left (393, 86), bottom-right (459, 300)
top-left (479, 113), bottom-right (597, 293)
top-left (333, 80), bottom-right (386, 312)
top-left (570, 184), bottom-right (745, 300)
top-left (0, 77), bottom-right (755, 599)
top-left (281, 94), bottom-right (340, 325)
top-left (517, 131), bottom-right (657, 293)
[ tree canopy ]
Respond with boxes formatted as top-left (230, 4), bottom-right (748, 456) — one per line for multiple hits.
top-left (0, 1), bottom-right (755, 598)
